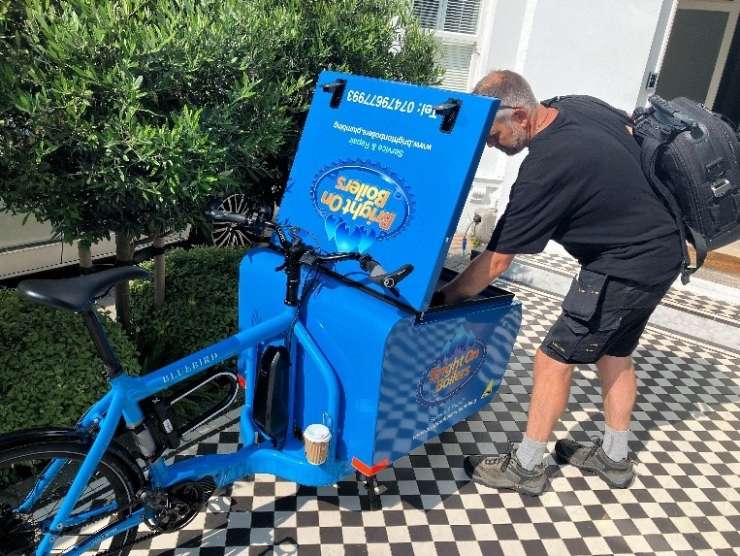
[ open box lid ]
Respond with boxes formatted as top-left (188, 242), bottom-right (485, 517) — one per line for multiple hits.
top-left (277, 70), bottom-right (499, 311)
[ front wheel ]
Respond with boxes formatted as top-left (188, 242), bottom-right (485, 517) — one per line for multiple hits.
top-left (0, 437), bottom-right (140, 555)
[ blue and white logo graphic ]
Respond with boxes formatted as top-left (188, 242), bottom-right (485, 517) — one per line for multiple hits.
top-left (311, 161), bottom-right (412, 252)
top-left (417, 328), bottom-right (486, 406)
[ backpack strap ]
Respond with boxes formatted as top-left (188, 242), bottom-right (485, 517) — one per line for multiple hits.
top-left (542, 95), bottom-right (632, 124)
top-left (548, 95), bottom-right (704, 281)
top-left (689, 225), bottom-right (709, 274)
top-left (640, 135), bottom-right (708, 283)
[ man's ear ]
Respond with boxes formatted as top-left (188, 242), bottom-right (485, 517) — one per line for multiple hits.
top-left (511, 108), bottom-right (529, 127)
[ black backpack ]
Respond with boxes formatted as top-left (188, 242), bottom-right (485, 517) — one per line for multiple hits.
top-left (632, 95), bottom-right (740, 282)
top-left (543, 94), bottom-right (740, 283)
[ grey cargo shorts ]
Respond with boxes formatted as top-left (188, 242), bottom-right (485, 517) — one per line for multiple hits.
top-left (540, 269), bottom-right (676, 365)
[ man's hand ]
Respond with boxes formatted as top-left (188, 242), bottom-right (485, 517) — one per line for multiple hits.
top-left (439, 250), bottom-right (514, 305)
top-left (430, 290), bottom-right (447, 307)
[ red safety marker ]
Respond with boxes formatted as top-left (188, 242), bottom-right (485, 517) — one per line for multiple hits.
top-left (237, 375), bottom-right (246, 389)
top-left (351, 456), bottom-right (390, 477)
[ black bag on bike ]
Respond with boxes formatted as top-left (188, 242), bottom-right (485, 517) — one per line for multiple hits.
top-left (632, 95), bottom-right (740, 282)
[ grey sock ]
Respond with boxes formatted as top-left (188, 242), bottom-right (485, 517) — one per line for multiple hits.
top-left (602, 424), bottom-right (629, 462)
top-left (515, 435), bottom-right (547, 470)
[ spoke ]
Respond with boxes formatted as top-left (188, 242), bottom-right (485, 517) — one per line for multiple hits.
top-left (18, 459), bottom-right (67, 512)
top-left (31, 472), bottom-right (116, 533)
top-left (212, 226), bottom-right (229, 240)
top-left (212, 226), bottom-right (230, 247)
top-left (223, 195), bottom-right (236, 213)
top-left (235, 194), bottom-right (247, 215)
top-left (234, 229), bottom-right (252, 247)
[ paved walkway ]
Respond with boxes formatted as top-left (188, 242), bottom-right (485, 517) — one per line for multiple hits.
top-left (102, 252), bottom-right (740, 556)
top-left (480, 251), bottom-right (740, 352)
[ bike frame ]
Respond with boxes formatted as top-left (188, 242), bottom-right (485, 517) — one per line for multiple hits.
top-left (31, 304), bottom-right (347, 556)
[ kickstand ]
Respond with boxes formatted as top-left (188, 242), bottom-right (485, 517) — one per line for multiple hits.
top-left (356, 471), bottom-right (383, 511)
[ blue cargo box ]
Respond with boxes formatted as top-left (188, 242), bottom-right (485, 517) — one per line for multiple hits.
top-left (239, 254), bottom-right (521, 475)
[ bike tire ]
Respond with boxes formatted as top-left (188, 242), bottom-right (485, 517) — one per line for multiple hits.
top-left (0, 437), bottom-right (140, 556)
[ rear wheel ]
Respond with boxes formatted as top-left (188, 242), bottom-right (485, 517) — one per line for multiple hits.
top-left (0, 439), bottom-right (139, 555)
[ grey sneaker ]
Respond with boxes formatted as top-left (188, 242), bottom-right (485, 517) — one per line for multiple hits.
top-left (464, 445), bottom-right (549, 496)
top-left (554, 438), bottom-right (635, 488)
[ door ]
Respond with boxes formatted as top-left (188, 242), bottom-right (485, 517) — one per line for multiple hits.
top-left (713, 13), bottom-right (740, 125)
top-left (656, 0), bottom-right (740, 111)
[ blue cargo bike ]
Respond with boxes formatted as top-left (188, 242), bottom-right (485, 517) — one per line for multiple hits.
top-left (0, 72), bottom-right (521, 555)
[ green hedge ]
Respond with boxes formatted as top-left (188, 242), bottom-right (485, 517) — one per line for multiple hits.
top-left (0, 289), bottom-right (141, 433)
top-left (131, 246), bottom-right (247, 370)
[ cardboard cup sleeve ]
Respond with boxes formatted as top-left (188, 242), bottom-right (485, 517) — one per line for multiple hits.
top-left (303, 424), bottom-right (331, 465)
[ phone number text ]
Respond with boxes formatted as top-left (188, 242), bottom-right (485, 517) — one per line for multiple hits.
top-left (345, 89), bottom-right (437, 119)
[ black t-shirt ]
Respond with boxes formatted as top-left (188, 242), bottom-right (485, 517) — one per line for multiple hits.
top-left (487, 96), bottom-right (682, 286)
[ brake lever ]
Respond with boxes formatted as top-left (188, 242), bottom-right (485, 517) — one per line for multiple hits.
top-left (377, 264), bottom-right (414, 289)
top-left (361, 257), bottom-right (414, 290)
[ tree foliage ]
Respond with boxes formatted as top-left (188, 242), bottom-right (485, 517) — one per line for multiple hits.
top-left (0, 0), bottom-right (440, 245)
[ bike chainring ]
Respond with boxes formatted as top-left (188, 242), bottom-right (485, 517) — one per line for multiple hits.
top-left (5, 418), bottom-right (234, 555)
top-left (0, 503), bottom-right (39, 556)
top-left (143, 478), bottom-right (217, 533)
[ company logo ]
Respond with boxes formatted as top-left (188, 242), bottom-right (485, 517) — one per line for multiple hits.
top-left (417, 330), bottom-right (486, 406)
top-left (311, 162), bottom-right (412, 252)
top-left (162, 351), bottom-right (219, 385)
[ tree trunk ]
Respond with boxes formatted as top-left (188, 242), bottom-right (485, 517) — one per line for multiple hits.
top-left (152, 234), bottom-right (166, 309)
top-left (78, 241), bottom-right (93, 272)
top-left (115, 233), bottom-right (135, 332)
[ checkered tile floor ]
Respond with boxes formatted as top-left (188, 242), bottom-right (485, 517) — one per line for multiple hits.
top-left (515, 252), bottom-right (740, 328)
top-left (118, 275), bottom-right (740, 556)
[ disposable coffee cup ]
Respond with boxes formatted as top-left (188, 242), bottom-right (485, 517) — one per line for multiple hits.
top-left (303, 424), bottom-right (331, 465)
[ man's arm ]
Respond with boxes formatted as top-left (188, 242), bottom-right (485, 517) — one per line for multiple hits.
top-left (439, 250), bottom-right (514, 304)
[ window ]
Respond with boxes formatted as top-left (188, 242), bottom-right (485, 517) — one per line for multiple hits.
top-left (412, 0), bottom-right (482, 91)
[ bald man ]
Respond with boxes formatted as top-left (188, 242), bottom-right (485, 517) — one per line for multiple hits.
top-left (439, 70), bottom-right (682, 495)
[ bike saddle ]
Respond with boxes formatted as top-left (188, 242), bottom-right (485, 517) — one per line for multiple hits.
top-left (17, 266), bottom-right (150, 312)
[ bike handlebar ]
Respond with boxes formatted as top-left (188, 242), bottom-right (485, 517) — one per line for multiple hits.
top-left (205, 209), bottom-right (414, 292)
top-left (206, 209), bottom-right (293, 248)
top-left (204, 208), bottom-right (250, 225)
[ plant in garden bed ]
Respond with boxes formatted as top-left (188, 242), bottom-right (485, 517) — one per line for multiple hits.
top-left (0, 288), bottom-right (141, 434)
top-left (0, 0), bottom-right (302, 326)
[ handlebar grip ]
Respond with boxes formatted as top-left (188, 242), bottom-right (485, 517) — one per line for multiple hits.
top-left (382, 263), bottom-right (413, 288)
top-left (360, 256), bottom-right (413, 289)
top-left (205, 209), bottom-right (249, 225)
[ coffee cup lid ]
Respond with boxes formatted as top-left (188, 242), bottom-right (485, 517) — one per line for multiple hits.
top-left (303, 424), bottom-right (331, 443)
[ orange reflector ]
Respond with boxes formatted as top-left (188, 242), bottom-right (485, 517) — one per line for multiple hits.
top-left (237, 375), bottom-right (246, 389)
top-left (351, 456), bottom-right (390, 476)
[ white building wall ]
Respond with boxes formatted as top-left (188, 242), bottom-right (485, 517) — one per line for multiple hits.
top-left (458, 0), bottom-right (676, 244)
top-left (524, 0), bottom-right (668, 110)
